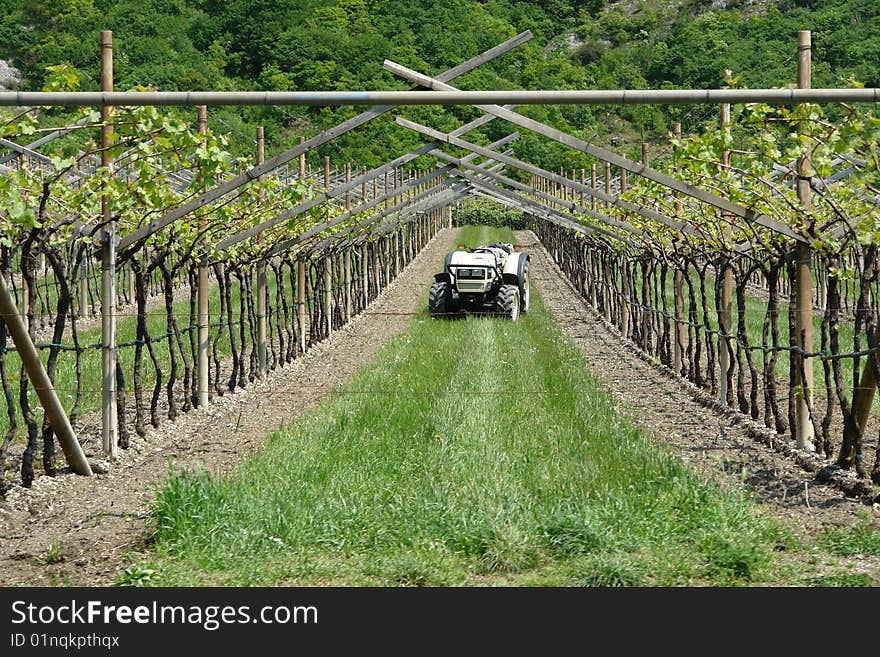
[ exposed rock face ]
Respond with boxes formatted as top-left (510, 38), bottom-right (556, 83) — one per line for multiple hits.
top-left (0, 60), bottom-right (22, 90)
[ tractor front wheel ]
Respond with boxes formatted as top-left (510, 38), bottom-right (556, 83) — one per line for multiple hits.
top-left (494, 284), bottom-right (521, 321)
top-left (429, 281), bottom-right (450, 317)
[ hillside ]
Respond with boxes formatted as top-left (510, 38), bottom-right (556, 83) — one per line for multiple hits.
top-left (1, 0), bottom-right (878, 171)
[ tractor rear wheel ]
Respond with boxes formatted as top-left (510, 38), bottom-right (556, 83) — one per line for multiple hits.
top-left (428, 281), bottom-right (450, 317)
top-left (494, 284), bottom-right (521, 321)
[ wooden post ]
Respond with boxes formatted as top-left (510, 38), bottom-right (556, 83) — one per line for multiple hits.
top-left (590, 164), bottom-right (597, 212)
top-left (672, 123), bottom-right (686, 377)
top-left (256, 125), bottom-right (268, 377)
top-left (719, 77), bottom-right (734, 407)
top-left (361, 245), bottom-right (369, 308)
top-left (79, 255), bottom-right (88, 319)
top-left (197, 106), bottom-right (211, 406)
top-left (344, 163), bottom-right (352, 322)
top-left (345, 162), bottom-right (352, 212)
top-left (99, 30), bottom-right (117, 458)
top-left (324, 155), bottom-right (330, 192)
top-left (297, 260), bottom-right (307, 354)
top-left (621, 262), bottom-right (631, 339)
top-left (299, 136), bottom-right (306, 180)
top-left (579, 168), bottom-right (585, 206)
top-left (323, 257), bottom-right (333, 338)
top-left (640, 144), bottom-right (652, 353)
top-left (361, 166), bottom-right (367, 202)
top-left (127, 263), bottom-right (135, 309)
top-left (604, 162), bottom-right (611, 208)
top-left (0, 272), bottom-right (92, 476)
top-left (19, 267), bottom-right (31, 326)
top-left (794, 30), bottom-right (815, 450)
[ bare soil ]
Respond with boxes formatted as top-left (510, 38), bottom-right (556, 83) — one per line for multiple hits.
top-left (0, 228), bottom-right (460, 587)
top-left (518, 229), bottom-right (880, 584)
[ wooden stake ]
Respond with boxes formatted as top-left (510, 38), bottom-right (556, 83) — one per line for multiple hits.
top-left (256, 125), bottom-right (268, 377)
top-left (580, 168), bottom-right (585, 206)
top-left (324, 257), bottom-right (333, 338)
top-left (672, 123), bottom-right (686, 377)
top-left (0, 272), bottom-right (92, 476)
top-left (604, 162), bottom-right (611, 208)
top-left (794, 30), bottom-right (815, 450)
top-left (362, 245), bottom-right (369, 308)
top-left (297, 260), bottom-right (306, 354)
top-left (621, 263), bottom-right (631, 339)
top-left (719, 74), bottom-right (734, 407)
top-left (590, 164), bottom-right (597, 212)
top-left (79, 256), bottom-right (88, 319)
top-left (197, 106), bottom-right (211, 406)
top-left (345, 162), bottom-right (351, 212)
top-left (100, 30), bottom-right (117, 458)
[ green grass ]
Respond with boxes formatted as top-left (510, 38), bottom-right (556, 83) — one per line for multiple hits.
top-left (128, 226), bottom-right (791, 586)
top-left (818, 512), bottom-right (880, 557)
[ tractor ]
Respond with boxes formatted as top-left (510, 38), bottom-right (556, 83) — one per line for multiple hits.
top-left (428, 242), bottom-right (530, 320)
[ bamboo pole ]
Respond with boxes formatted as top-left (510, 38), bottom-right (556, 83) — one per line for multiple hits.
top-left (256, 125), bottom-right (268, 377)
top-left (0, 272), bottom-right (93, 476)
top-left (299, 136), bottom-right (305, 180)
top-left (794, 30), bottom-right (815, 450)
top-left (99, 30), bottom-right (117, 458)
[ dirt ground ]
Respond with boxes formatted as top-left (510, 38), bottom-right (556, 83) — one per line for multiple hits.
top-left (1, 226), bottom-right (878, 587)
top-left (518, 230), bottom-right (880, 583)
top-left (0, 228), bottom-right (461, 587)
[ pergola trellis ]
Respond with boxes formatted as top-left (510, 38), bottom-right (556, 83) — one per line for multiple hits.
top-left (1, 28), bottom-right (877, 484)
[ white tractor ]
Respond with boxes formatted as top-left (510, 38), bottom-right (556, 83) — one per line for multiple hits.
top-left (428, 242), bottom-right (530, 320)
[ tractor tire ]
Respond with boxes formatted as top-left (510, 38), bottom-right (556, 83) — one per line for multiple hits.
top-left (520, 262), bottom-right (530, 314)
top-left (428, 281), bottom-right (450, 317)
top-left (494, 284), bottom-right (521, 321)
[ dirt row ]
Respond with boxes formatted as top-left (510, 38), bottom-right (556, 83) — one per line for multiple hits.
top-left (518, 229), bottom-right (880, 576)
top-left (0, 227), bottom-right (460, 586)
